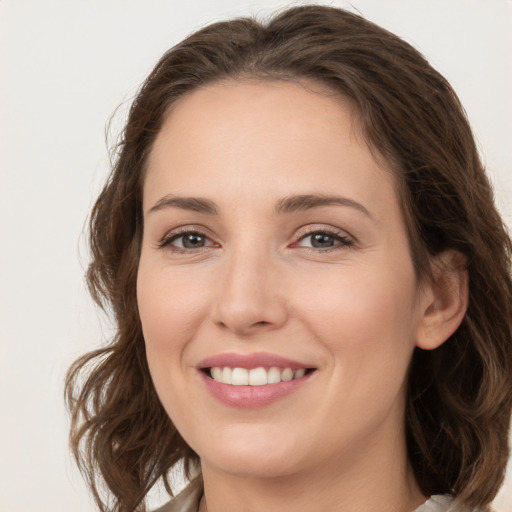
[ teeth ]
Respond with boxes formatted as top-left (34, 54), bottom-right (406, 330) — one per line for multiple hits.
top-left (249, 367), bottom-right (267, 386)
top-left (267, 366), bottom-right (281, 384)
top-left (211, 367), bottom-right (223, 381)
top-left (294, 368), bottom-right (306, 379)
top-left (231, 367), bottom-right (249, 386)
top-left (209, 366), bottom-right (309, 386)
top-left (222, 367), bottom-right (232, 384)
top-left (281, 368), bottom-right (293, 381)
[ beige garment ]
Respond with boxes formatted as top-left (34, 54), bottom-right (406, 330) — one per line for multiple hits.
top-left (152, 478), bottom-right (202, 512)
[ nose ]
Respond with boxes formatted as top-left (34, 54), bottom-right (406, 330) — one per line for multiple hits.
top-left (212, 247), bottom-right (288, 336)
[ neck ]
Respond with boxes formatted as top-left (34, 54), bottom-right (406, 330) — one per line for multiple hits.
top-left (198, 429), bottom-right (425, 512)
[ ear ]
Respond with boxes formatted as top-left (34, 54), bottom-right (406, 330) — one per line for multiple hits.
top-left (415, 250), bottom-right (468, 350)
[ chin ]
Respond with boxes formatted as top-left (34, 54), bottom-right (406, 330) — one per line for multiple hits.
top-left (202, 450), bottom-right (302, 479)
top-left (194, 426), bottom-right (308, 478)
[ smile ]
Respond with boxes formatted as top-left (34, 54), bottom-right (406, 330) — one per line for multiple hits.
top-left (197, 353), bottom-right (316, 408)
top-left (209, 366), bottom-right (307, 385)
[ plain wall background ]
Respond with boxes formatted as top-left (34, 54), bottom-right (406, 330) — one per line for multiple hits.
top-left (1, 1), bottom-right (511, 510)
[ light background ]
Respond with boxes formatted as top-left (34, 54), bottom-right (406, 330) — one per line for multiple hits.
top-left (0, 0), bottom-right (511, 510)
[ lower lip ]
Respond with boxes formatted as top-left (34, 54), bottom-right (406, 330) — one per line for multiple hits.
top-left (199, 371), bottom-right (313, 408)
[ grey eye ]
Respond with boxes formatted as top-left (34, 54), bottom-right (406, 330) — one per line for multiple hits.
top-left (309, 233), bottom-right (335, 248)
top-left (180, 233), bottom-right (207, 248)
top-left (294, 230), bottom-right (353, 250)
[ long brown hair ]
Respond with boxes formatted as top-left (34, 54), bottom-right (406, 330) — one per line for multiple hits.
top-left (65, 5), bottom-right (512, 511)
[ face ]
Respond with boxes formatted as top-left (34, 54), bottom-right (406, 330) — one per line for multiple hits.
top-left (137, 80), bottom-right (428, 480)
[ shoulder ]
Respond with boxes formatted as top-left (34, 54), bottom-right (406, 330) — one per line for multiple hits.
top-left (152, 477), bottom-right (203, 512)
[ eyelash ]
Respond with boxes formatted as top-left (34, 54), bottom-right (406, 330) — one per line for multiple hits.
top-left (158, 227), bottom-right (355, 253)
top-left (158, 228), bottom-right (216, 253)
top-left (292, 227), bottom-right (354, 252)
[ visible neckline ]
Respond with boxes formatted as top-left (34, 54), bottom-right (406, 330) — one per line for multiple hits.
top-left (156, 482), bottom-right (456, 512)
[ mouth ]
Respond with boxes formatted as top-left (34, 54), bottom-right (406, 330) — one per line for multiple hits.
top-left (203, 366), bottom-right (316, 386)
top-left (197, 352), bottom-right (317, 408)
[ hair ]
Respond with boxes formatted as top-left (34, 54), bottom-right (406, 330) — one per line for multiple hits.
top-left (65, 5), bottom-right (512, 512)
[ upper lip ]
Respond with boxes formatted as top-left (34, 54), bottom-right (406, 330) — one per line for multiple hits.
top-left (197, 352), bottom-right (313, 370)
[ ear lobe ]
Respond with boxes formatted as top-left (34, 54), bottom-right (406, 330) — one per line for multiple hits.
top-left (415, 250), bottom-right (468, 351)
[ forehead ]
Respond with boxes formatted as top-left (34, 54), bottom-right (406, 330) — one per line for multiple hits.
top-left (153, 79), bottom-right (365, 157)
top-left (144, 79), bottom-right (398, 217)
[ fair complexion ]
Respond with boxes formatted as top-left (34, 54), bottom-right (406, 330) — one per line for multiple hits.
top-left (137, 80), bottom-right (467, 512)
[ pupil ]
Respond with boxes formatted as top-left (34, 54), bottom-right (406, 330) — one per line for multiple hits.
top-left (312, 233), bottom-right (334, 248)
top-left (183, 233), bottom-right (205, 248)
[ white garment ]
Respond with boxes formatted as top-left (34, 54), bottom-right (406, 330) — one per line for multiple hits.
top-left (414, 495), bottom-right (458, 511)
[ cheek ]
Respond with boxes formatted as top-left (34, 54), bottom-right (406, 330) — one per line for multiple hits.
top-left (136, 261), bottom-right (208, 420)
top-left (299, 262), bottom-right (418, 429)
top-left (137, 262), bottom-right (209, 354)
top-left (295, 259), bottom-right (419, 366)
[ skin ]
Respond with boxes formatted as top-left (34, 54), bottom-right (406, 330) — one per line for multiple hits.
top-left (137, 80), bottom-right (467, 512)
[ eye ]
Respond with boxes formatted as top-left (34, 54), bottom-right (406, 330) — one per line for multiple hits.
top-left (159, 230), bottom-right (216, 251)
top-left (294, 230), bottom-right (354, 250)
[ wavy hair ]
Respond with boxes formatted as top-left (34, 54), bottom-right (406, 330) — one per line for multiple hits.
top-left (65, 5), bottom-right (512, 511)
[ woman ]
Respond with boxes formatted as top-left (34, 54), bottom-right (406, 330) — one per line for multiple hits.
top-left (66, 5), bottom-right (512, 512)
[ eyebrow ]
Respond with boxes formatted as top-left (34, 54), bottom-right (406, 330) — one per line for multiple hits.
top-left (147, 193), bottom-right (372, 218)
top-left (275, 194), bottom-right (372, 218)
top-left (148, 195), bottom-right (218, 215)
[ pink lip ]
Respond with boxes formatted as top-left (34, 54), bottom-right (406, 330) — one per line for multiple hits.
top-left (197, 352), bottom-right (316, 409)
top-left (197, 352), bottom-right (310, 370)
top-left (199, 371), bottom-right (313, 408)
